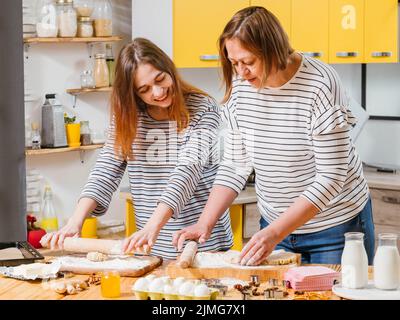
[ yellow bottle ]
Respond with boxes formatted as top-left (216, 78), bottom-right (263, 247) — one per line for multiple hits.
top-left (101, 271), bottom-right (121, 298)
top-left (40, 185), bottom-right (59, 232)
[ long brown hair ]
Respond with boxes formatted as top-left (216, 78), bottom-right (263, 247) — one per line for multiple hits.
top-left (219, 6), bottom-right (294, 102)
top-left (111, 38), bottom-right (206, 159)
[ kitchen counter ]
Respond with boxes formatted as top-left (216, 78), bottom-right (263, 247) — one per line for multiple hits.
top-left (363, 167), bottom-right (400, 191)
top-left (0, 256), bottom-right (352, 300)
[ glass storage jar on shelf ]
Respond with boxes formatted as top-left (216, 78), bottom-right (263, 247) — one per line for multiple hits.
top-left (93, 0), bottom-right (112, 37)
top-left (74, 0), bottom-right (94, 17)
top-left (77, 16), bottom-right (93, 37)
top-left (80, 121), bottom-right (92, 146)
top-left (35, 0), bottom-right (58, 37)
top-left (94, 53), bottom-right (109, 88)
top-left (80, 70), bottom-right (95, 88)
top-left (56, 0), bottom-right (77, 37)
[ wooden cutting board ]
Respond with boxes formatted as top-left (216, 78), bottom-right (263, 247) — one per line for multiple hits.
top-left (166, 253), bottom-right (301, 281)
top-left (54, 255), bottom-right (163, 277)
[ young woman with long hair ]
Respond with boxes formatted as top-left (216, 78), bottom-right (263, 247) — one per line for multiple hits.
top-left (41, 38), bottom-right (233, 259)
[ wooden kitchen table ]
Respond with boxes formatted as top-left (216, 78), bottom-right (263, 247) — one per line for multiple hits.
top-left (0, 260), bottom-right (366, 300)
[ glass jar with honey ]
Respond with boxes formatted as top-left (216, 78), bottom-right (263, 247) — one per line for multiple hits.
top-left (101, 270), bottom-right (121, 298)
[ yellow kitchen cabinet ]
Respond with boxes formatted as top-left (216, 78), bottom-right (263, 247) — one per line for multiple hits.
top-left (364, 0), bottom-right (398, 63)
top-left (251, 0), bottom-right (292, 39)
top-left (329, 0), bottom-right (364, 63)
top-left (173, 0), bottom-right (250, 68)
top-left (291, 0), bottom-right (329, 62)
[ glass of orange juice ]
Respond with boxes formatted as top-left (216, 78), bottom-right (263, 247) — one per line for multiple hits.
top-left (101, 271), bottom-right (121, 298)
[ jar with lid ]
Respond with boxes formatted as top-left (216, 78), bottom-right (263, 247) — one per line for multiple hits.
top-left (341, 232), bottom-right (368, 289)
top-left (80, 70), bottom-right (95, 89)
top-left (77, 17), bottom-right (93, 37)
top-left (80, 121), bottom-right (92, 146)
top-left (56, 0), bottom-right (77, 37)
top-left (74, 0), bottom-right (94, 17)
top-left (93, 0), bottom-right (113, 37)
top-left (94, 53), bottom-right (109, 88)
top-left (36, 0), bottom-right (58, 37)
top-left (373, 233), bottom-right (400, 290)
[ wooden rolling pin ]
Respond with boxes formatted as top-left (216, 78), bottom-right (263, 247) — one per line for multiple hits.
top-left (41, 237), bottom-right (152, 255)
top-left (177, 241), bottom-right (198, 268)
top-left (62, 238), bottom-right (125, 255)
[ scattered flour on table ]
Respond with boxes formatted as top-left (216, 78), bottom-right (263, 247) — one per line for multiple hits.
top-left (54, 256), bottom-right (151, 270)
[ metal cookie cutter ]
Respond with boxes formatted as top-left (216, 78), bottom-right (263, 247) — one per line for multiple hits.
top-left (250, 275), bottom-right (260, 287)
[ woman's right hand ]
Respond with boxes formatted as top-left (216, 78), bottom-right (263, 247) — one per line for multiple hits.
top-left (172, 222), bottom-right (211, 251)
top-left (40, 219), bottom-right (82, 250)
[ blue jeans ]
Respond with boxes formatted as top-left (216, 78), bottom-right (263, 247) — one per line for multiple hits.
top-left (259, 197), bottom-right (375, 265)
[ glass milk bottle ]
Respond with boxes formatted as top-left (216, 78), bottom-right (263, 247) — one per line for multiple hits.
top-left (341, 232), bottom-right (369, 289)
top-left (373, 233), bottom-right (400, 290)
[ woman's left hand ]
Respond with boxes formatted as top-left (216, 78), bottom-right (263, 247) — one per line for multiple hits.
top-left (239, 228), bottom-right (280, 266)
top-left (122, 224), bottom-right (160, 254)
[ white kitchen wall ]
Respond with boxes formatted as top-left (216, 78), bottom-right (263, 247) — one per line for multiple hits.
top-left (24, 0), bottom-right (132, 226)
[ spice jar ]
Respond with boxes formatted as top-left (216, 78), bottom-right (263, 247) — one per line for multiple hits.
top-left (80, 121), bottom-right (92, 145)
top-left (77, 16), bottom-right (93, 37)
top-left (93, 0), bottom-right (113, 37)
top-left (94, 53), bottom-right (109, 88)
top-left (56, 0), bottom-right (77, 37)
top-left (36, 0), bottom-right (58, 37)
top-left (80, 70), bottom-right (95, 88)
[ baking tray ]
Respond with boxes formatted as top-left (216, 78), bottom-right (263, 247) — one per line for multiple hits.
top-left (0, 241), bottom-right (44, 267)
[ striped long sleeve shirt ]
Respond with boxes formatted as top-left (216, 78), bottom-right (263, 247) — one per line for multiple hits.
top-left (213, 54), bottom-right (369, 234)
top-left (81, 93), bottom-right (233, 258)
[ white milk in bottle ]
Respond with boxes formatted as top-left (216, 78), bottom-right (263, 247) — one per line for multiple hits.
top-left (341, 232), bottom-right (368, 289)
top-left (373, 233), bottom-right (400, 290)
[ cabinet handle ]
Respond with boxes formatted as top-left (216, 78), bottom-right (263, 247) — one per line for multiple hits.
top-left (199, 55), bottom-right (220, 61)
top-left (371, 52), bottom-right (392, 57)
top-left (301, 52), bottom-right (322, 58)
top-left (382, 196), bottom-right (400, 205)
top-left (336, 52), bottom-right (358, 57)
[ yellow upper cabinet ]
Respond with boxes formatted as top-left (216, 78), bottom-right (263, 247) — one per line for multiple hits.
top-left (291, 0), bottom-right (329, 62)
top-left (173, 0), bottom-right (250, 68)
top-left (364, 0), bottom-right (398, 63)
top-left (251, 0), bottom-right (292, 39)
top-left (329, 0), bottom-right (364, 63)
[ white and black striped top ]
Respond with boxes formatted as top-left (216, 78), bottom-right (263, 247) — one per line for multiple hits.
top-left (214, 54), bottom-right (369, 234)
top-left (81, 93), bottom-right (233, 259)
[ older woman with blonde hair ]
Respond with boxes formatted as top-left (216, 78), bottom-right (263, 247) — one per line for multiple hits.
top-left (174, 6), bottom-right (374, 266)
top-left (41, 38), bottom-right (233, 259)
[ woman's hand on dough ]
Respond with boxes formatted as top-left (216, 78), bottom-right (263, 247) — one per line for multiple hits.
top-left (239, 228), bottom-right (279, 266)
top-left (172, 222), bottom-right (211, 251)
top-left (122, 224), bottom-right (160, 254)
top-left (40, 220), bottom-right (81, 250)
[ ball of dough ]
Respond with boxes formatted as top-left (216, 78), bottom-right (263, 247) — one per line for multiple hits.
top-left (86, 251), bottom-right (108, 262)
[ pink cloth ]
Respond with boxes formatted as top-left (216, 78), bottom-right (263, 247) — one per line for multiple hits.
top-left (284, 266), bottom-right (340, 291)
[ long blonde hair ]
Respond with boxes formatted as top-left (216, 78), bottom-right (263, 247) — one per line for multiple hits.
top-left (219, 6), bottom-right (294, 102)
top-left (111, 38), bottom-right (207, 159)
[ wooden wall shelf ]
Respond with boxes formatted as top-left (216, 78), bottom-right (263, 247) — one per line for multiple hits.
top-left (25, 144), bottom-right (103, 156)
top-left (66, 87), bottom-right (113, 95)
top-left (23, 36), bottom-right (123, 44)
